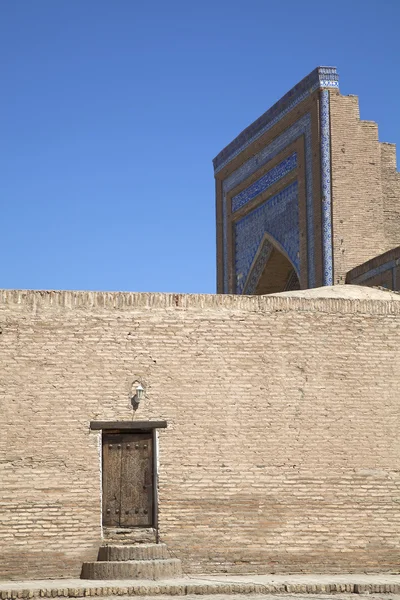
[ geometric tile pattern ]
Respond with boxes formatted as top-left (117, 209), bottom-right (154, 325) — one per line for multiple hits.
top-left (232, 153), bottom-right (297, 213)
top-left (320, 89), bottom-right (334, 285)
top-left (235, 182), bottom-right (299, 294)
top-left (242, 238), bottom-right (273, 295)
top-left (222, 114), bottom-right (313, 292)
top-left (218, 66), bottom-right (340, 293)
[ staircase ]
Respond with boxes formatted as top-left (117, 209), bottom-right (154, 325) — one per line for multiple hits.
top-left (81, 542), bottom-right (182, 580)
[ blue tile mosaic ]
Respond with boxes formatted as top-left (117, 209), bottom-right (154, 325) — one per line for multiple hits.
top-left (235, 182), bottom-right (299, 294)
top-left (232, 153), bottom-right (297, 213)
top-left (320, 89), bottom-right (333, 286)
top-left (214, 67), bottom-right (339, 174)
top-left (222, 114), bottom-right (315, 292)
top-left (242, 238), bottom-right (273, 295)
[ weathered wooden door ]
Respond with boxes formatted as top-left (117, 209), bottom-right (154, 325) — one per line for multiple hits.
top-left (102, 432), bottom-right (153, 527)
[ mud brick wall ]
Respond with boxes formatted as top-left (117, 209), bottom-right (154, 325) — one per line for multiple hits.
top-left (380, 143), bottom-right (400, 250)
top-left (330, 92), bottom-right (400, 284)
top-left (1, 290), bottom-right (400, 579)
top-left (330, 93), bottom-right (386, 283)
top-left (346, 246), bottom-right (400, 291)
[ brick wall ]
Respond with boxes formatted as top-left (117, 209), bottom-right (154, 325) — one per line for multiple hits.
top-left (346, 246), bottom-right (400, 291)
top-left (330, 93), bottom-right (400, 284)
top-left (1, 290), bottom-right (400, 579)
top-left (380, 143), bottom-right (400, 249)
top-left (330, 93), bottom-right (386, 283)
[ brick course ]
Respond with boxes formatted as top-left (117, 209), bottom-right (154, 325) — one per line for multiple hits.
top-left (1, 290), bottom-right (400, 579)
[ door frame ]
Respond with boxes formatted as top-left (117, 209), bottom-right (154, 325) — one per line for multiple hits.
top-left (90, 420), bottom-right (167, 540)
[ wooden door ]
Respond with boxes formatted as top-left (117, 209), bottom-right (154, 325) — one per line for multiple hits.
top-left (102, 432), bottom-right (153, 527)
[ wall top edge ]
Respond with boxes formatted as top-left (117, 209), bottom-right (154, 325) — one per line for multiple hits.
top-left (1, 287), bottom-right (400, 316)
top-left (213, 66), bottom-right (339, 174)
top-left (346, 245), bottom-right (400, 281)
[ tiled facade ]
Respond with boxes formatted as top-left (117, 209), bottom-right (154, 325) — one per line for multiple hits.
top-left (235, 182), bottom-right (299, 294)
top-left (221, 113), bottom-right (314, 292)
top-left (231, 153), bottom-right (297, 213)
top-left (214, 67), bottom-right (338, 174)
top-left (215, 66), bottom-right (400, 294)
top-left (319, 90), bottom-right (333, 286)
top-left (242, 238), bottom-right (273, 295)
top-left (215, 67), bottom-right (338, 294)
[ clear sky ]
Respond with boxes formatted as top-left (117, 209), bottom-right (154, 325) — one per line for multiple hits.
top-left (2, 0), bottom-right (399, 293)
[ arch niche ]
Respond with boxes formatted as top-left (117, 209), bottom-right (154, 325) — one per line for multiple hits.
top-left (242, 235), bottom-right (300, 295)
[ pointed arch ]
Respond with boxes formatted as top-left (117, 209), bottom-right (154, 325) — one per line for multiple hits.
top-left (242, 233), bottom-right (300, 295)
top-left (234, 181), bottom-right (300, 294)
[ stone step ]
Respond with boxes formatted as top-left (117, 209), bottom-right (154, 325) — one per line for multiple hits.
top-left (81, 558), bottom-right (182, 580)
top-left (102, 527), bottom-right (156, 545)
top-left (97, 543), bottom-right (169, 561)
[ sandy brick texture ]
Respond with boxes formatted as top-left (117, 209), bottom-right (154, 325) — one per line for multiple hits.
top-left (1, 290), bottom-right (400, 579)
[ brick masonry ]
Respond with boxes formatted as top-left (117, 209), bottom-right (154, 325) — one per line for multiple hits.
top-left (1, 289), bottom-right (400, 579)
top-left (329, 93), bottom-right (400, 283)
top-left (346, 246), bottom-right (400, 290)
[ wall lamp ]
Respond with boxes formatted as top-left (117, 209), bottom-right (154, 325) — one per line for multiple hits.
top-left (132, 383), bottom-right (145, 408)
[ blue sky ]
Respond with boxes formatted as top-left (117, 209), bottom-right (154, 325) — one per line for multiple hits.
top-left (2, 0), bottom-right (399, 293)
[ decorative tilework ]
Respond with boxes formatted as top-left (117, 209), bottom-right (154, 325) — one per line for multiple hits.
top-left (222, 114), bottom-right (314, 292)
top-left (320, 90), bottom-right (333, 286)
top-left (235, 182), bottom-right (299, 294)
top-left (218, 67), bottom-right (341, 293)
top-left (242, 238), bottom-right (273, 295)
top-left (232, 153), bottom-right (297, 213)
top-left (213, 67), bottom-right (339, 174)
